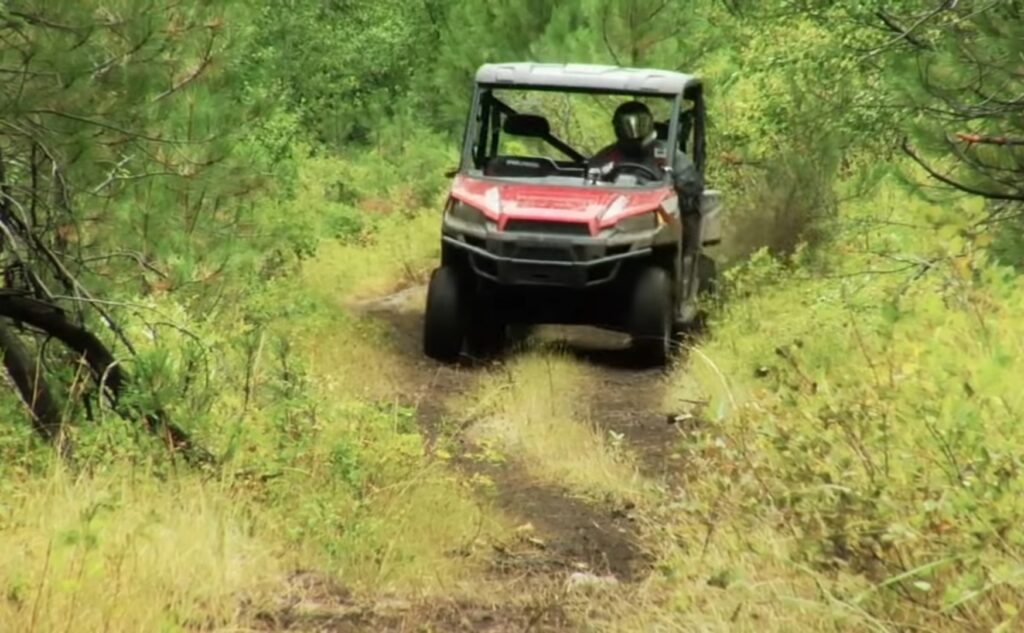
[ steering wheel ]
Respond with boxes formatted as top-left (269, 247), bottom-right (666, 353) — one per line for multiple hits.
top-left (602, 162), bottom-right (661, 182)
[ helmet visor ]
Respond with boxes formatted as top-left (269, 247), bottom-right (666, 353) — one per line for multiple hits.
top-left (616, 111), bottom-right (653, 141)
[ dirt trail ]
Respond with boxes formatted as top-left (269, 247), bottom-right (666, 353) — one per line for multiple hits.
top-left (266, 285), bottom-right (682, 631)
top-left (359, 287), bottom-right (652, 578)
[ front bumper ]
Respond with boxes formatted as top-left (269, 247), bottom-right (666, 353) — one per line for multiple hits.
top-left (442, 220), bottom-right (666, 287)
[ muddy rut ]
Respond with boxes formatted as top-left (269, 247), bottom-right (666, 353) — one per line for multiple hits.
top-left (266, 285), bottom-right (687, 631)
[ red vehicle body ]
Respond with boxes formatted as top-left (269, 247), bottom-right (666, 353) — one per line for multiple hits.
top-left (423, 63), bottom-right (722, 366)
top-left (450, 175), bottom-right (674, 234)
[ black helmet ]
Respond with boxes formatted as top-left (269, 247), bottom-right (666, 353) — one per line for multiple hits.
top-left (613, 101), bottom-right (655, 147)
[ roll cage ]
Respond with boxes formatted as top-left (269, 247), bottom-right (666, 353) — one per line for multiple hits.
top-left (457, 77), bottom-right (706, 184)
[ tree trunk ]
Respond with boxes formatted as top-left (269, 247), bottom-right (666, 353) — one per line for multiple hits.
top-left (0, 318), bottom-right (63, 443)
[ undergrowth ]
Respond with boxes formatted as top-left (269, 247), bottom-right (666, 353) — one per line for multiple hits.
top-left (645, 181), bottom-right (1024, 631)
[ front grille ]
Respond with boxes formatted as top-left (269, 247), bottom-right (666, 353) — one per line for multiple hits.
top-left (516, 246), bottom-right (573, 262)
top-left (504, 220), bottom-right (590, 236)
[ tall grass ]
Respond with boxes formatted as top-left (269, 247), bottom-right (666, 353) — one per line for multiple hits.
top-left (0, 471), bottom-right (279, 633)
top-left (0, 163), bottom-right (498, 627)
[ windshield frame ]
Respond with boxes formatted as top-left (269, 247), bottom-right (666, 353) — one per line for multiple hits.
top-left (457, 84), bottom-right (685, 188)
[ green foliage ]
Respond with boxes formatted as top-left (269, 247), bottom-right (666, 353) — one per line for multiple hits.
top-left (671, 182), bottom-right (1024, 630)
top-left (2, 1), bottom-right (1024, 628)
top-left (243, 0), bottom-right (440, 146)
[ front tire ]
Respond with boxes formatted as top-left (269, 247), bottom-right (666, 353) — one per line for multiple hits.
top-left (629, 266), bottom-right (673, 367)
top-left (423, 266), bottom-right (465, 362)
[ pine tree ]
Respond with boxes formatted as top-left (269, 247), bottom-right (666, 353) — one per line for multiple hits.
top-left (889, 2), bottom-right (1024, 210)
top-left (0, 1), bottom-right (254, 453)
top-left (245, 0), bottom-right (441, 146)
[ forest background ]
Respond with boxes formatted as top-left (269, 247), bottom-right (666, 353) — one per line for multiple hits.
top-left (0, 1), bottom-right (1022, 631)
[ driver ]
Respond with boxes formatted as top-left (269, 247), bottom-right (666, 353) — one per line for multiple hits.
top-left (589, 101), bottom-right (703, 213)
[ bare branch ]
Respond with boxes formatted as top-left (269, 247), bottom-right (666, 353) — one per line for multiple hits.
top-left (862, 1), bottom-right (957, 60)
top-left (601, 3), bottom-right (622, 67)
top-left (902, 137), bottom-right (1024, 202)
top-left (874, 11), bottom-right (930, 50)
top-left (80, 251), bottom-right (168, 278)
top-left (7, 10), bottom-right (80, 32)
top-left (955, 132), bottom-right (1024, 146)
top-left (0, 193), bottom-right (137, 353)
top-left (151, 32), bottom-right (217, 102)
top-left (29, 109), bottom-right (214, 144)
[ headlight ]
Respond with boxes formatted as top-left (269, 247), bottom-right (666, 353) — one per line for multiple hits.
top-left (447, 201), bottom-right (488, 225)
top-left (615, 212), bottom-right (657, 232)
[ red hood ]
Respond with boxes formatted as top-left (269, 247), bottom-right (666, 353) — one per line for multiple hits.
top-left (449, 175), bottom-right (672, 235)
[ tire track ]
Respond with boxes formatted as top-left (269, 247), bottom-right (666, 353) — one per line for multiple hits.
top-left (356, 286), bottom-right (648, 581)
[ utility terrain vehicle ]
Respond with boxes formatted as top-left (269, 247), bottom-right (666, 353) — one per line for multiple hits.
top-left (423, 63), bottom-right (723, 366)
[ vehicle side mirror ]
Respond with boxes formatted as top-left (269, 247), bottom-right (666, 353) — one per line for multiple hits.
top-left (503, 114), bottom-right (551, 138)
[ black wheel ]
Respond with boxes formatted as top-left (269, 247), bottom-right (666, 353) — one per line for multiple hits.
top-left (629, 266), bottom-right (673, 367)
top-left (423, 266), bottom-right (465, 362)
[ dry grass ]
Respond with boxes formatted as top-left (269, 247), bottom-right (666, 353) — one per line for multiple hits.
top-left (264, 213), bottom-right (509, 593)
top-left (238, 207), bottom-right (437, 407)
top-left (301, 313), bottom-right (406, 401)
top-left (324, 466), bottom-right (509, 593)
top-left (0, 209), bottom-right (503, 628)
top-left (592, 523), bottom-right (879, 632)
top-left (465, 351), bottom-right (652, 503)
top-left (288, 211), bottom-right (439, 400)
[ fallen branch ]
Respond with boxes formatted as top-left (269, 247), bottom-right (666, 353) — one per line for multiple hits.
top-left (0, 318), bottom-right (63, 444)
top-left (0, 293), bottom-right (212, 464)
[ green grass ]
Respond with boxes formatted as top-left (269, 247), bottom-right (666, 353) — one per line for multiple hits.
top-left (303, 210), bottom-right (441, 303)
top-left (0, 470), bottom-right (280, 632)
top-left (463, 350), bottom-right (652, 503)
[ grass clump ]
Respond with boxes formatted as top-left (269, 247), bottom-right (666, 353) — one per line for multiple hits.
top-left (466, 350), bottom-right (650, 503)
